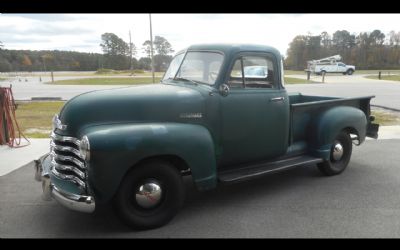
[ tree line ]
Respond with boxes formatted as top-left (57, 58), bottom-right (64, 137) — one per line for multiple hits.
top-left (285, 30), bottom-right (400, 70)
top-left (3, 29), bottom-right (399, 72)
top-left (0, 33), bottom-right (174, 72)
top-left (99, 33), bottom-right (174, 71)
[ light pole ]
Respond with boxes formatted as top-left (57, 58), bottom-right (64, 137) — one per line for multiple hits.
top-left (149, 13), bottom-right (155, 83)
top-left (129, 30), bottom-right (133, 71)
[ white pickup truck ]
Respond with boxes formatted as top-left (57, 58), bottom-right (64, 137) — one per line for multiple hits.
top-left (314, 62), bottom-right (355, 75)
top-left (308, 55), bottom-right (356, 75)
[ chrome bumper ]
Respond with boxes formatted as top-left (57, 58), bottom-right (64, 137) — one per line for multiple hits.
top-left (34, 154), bottom-right (95, 213)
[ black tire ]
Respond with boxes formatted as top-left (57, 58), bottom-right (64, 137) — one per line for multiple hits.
top-left (347, 69), bottom-right (354, 75)
top-left (113, 160), bottom-right (185, 230)
top-left (317, 131), bottom-right (353, 176)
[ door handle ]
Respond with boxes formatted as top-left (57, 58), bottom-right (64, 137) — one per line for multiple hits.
top-left (270, 97), bottom-right (285, 102)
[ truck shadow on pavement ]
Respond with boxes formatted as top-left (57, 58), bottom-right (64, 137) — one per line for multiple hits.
top-left (1, 162), bottom-right (339, 237)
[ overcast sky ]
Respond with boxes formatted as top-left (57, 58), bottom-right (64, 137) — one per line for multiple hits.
top-left (1, 14), bottom-right (400, 58)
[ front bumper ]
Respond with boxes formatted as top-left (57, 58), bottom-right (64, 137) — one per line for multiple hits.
top-left (34, 154), bottom-right (95, 213)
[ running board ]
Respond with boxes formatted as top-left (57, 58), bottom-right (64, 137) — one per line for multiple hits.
top-left (218, 155), bottom-right (323, 183)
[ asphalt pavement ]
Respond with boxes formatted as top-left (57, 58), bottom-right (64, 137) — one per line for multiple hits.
top-left (1, 139), bottom-right (400, 238)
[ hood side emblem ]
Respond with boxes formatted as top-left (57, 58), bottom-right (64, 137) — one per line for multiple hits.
top-left (179, 113), bottom-right (203, 119)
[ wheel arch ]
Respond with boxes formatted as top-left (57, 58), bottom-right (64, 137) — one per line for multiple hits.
top-left (308, 106), bottom-right (367, 159)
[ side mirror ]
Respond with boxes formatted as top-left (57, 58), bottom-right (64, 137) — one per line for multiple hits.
top-left (219, 83), bottom-right (230, 97)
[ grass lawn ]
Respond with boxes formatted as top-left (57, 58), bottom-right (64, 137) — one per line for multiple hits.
top-left (284, 70), bottom-right (305, 75)
top-left (95, 69), bottom-right (165, 77)
top-left (49, 77), bottom-right (162, 85)
top-left (371, 109), bottom-right (400, 126)
top-left (364, 74), bottom-right (400, 82)
top-left (284, 76), bottom-right (317, 84)
top-left (355, 70), bottom-right (400, 75)
top-left (15, 101), bottom-right (65, 138)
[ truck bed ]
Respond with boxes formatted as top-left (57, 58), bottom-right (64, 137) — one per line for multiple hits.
top-left (288, 93), bottom-right (376, 145)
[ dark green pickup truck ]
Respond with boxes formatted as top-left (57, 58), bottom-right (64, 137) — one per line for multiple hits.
top-left (35, 44), bottom-right (379, 229)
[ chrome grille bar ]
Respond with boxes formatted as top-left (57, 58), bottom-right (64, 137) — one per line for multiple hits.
top-left (51, 159), bottom-right (85, 179)
top-left (50, 141), bottom-right (83, 160)
top-left (50, 151), bottom-right (85, 169)
top-left (51, 167), bottom-right (86, 189)
top-left (50, 131), bottom-right (87, 192)
top-left (51, 132), bottom-right (81, 147)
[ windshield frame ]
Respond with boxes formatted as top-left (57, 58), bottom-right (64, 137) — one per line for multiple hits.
top-left (162, 49), bottom-right (225, 87)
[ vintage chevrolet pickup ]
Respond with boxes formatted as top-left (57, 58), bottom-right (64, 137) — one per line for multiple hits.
top-left (34, 44), bottom-right (379, 229)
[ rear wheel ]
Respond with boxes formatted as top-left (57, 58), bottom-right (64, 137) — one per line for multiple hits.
top-left (113, 160), bottom-right (185, 230)
top-left (317, 131), bottom-right (353, 176)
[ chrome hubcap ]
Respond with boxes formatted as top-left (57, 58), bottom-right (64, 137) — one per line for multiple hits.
top-left (135, 180), bottom-right (162, 209)
top-left (332, 142), bottom-right (344, 161)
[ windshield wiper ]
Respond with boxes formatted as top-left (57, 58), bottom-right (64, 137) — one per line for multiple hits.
top-left (174, 77), bottom-right (211, 86)
top-left (173, 77), bottom-right (199, 85)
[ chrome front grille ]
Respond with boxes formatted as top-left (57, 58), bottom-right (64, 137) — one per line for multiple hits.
top-left (50, 132), bottom-right (87, 191)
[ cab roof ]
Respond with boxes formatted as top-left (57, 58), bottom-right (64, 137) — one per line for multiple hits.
top-left (183, 43), bottom-right (282, 60)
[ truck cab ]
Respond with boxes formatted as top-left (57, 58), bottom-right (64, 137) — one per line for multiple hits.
top-left (35, 44), bottom-right (378, 230)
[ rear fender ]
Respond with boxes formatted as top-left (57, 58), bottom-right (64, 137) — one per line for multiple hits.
top-left (308, 106), bottom-right (367, 159)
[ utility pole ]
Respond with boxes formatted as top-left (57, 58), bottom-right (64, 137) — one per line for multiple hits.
top-left (149, 13), bottom-right (155, 83)
top-left (129, 30), bottom-right (133, 71)
top-left (42, 56), bottom-right (47, 73)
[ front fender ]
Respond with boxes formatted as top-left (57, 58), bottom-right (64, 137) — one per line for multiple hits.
top-left (309, 106), bottom-right (367, 159)
top-left (80, 123), bottom-right (217, 204)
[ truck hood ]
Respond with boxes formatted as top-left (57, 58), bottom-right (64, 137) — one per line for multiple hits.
top-left (58, 83), bottom-right (206, 136)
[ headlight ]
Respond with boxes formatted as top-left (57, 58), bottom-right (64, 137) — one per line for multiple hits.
top-left (52, 114), bottom-right (67, 131)
top-left (79, 136), bottom-right (90, 161)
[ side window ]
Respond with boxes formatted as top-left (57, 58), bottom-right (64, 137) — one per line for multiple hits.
top-left (242, 56), bottom-right (274, 88)
top-left (228, 59), bottom-right (244, 88)
top-left (227, 55), bottom-right (276, 89)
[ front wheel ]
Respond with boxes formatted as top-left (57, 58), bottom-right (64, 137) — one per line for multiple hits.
top-left (347, 69), bottom-right (354, 75)
top-left (113, 160), bottom-right (185, 230)
top-left (317, 131), bottom-right (353, 176)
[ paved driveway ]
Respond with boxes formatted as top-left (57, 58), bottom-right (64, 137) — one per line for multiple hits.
top-left (1, 139), bottom-right (400, 238)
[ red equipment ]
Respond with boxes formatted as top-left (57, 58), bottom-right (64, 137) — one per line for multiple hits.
top-left (0, 85), bottom-right (29, 147)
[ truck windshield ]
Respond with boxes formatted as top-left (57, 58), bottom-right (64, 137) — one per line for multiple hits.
top-left (163, 51), bottom-right (224, 85)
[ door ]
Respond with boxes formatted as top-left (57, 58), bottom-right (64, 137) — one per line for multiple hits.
top-left (337, 63), bottom-right (346, 73)
top-left (219, 54), bottom-right (289, 167)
